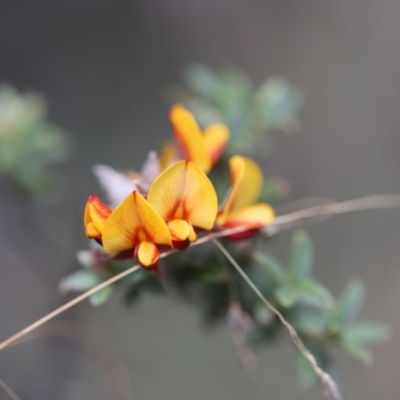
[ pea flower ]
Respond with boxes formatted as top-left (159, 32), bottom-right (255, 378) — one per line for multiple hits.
top-left (161, 104), bottom-right (230, 173)
top-left (92, 151), bottom-right (161, 208)
top-left (147, 160), bottom-right (218, 248)
top-left (84, 194), bottom-right (112, 240)
top-left (101, 191), bottom-right (172, 267)
top-left (217, 155), bottom-right (274, 236)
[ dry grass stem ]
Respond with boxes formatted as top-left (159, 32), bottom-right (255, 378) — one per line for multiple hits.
top-left (212, 238), bottom-right (342, 400)
top-left (0, 378), bottom-right (21, 400)
top-left (0, 192), bottom-right (399, 380)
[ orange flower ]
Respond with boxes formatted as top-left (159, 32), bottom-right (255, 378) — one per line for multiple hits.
top-left (84, 195), bottom-right (112, 240)
top-left (217, 156), bottom-right (274, 235)
top-left (147, 160), bottom-right (218, 248)
top-left (101, 191), bottom-right (172, 267)
top-left (161, 104), bottom-right (230, 173)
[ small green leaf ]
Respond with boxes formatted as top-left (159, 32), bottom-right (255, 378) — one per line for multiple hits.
top-left (89, 285), bottom-right (115, 306)
top-left (59, 270), bottom-right (100, 294)
top-left (343, 321), bottom-right (390, 345)
top-left (292, 311), bottom-right (328, 336)
top-left (125, 286), bottom-right (141, 306)
top-left (253, 251), bottom-right (286, 284)
top-left (335, 280), bottom-right (365, 326)
top-left (297, 351), bottom-right (318, 389)
top-left (340, 339), bottom-right (373, 365)
top-left (253, 302), bottom-right (274, 325)
top-left (287, 230), bottom-right (313, 282)
top-left (275, 286), bottom-right (299, 308)
top-left (297, 279), bottom-right (334, 310)
top-left (144, 276), bottom-right (167, 294)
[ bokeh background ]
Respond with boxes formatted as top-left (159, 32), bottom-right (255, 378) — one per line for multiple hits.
top-left (1, 1), bottom-right (400, 399)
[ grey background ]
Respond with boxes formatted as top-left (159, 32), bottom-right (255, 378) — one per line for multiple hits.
top-left (1, 1), bottom-right (400, 399)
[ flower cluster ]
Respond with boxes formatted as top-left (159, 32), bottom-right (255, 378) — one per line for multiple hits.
top-left (84, 105), bottom-right (274, 268)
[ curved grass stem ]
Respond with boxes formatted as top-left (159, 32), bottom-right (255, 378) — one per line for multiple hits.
top-left (212, 238), bottom-right (342, 400)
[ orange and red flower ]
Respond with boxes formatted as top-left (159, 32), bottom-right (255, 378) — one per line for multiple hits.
top-left (161, 104), bottom-right (230, 173)
top-left (217, 155), bottom-right (275, 237)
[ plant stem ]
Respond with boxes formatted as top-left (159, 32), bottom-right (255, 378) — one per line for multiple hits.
top-left (212, 238), bottom-right (342, 400)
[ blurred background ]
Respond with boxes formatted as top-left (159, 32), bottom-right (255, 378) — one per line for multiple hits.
top-left (1, 1), bottom-right (400, 399)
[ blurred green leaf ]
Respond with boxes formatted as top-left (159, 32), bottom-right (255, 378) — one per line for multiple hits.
top-left (297, 279), bottom-right (334, 310)
top-left (292, 310), bottom-right (328, 337)
top-left (342, 321), bottom-right (390, 345)
top-left (297, 351), bottom-right (318, 389)
top-left (335, 280), bottom-right (365, 326)
top-left (275, 286), bottom-right (298, 308)
top-left (340, 339), bottom-right (373, 365)
top-left (254, 302), bottom-right (274, 326)
top-left (125, 286), bottom-right (142, 306)
top-left (59, 270), bottom-right (100, 294)
top-left (89, 285), bottom-right (115, 307)
top-left (288, 230), bottom-right (313, 282)
top-left (253, 251), bottom-right (286, 285)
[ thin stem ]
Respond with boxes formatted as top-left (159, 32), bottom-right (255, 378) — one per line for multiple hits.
top-left (1, 194), bottom-right (400, 356)
top-left (268, 193), bottom-right (400, 234)
top-left (212, 239), bottom-right (342, 400)
top-left (0, 378), bottom-right (20, 400)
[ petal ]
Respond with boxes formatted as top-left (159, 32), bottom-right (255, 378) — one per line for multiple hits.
top-left (135, 241), bottom-right (160, 267)
top-left (147, 161), bottom-right (218, 230)
top-left (203, 123), bottom-right (230, 165)
top-left (159, 141), bottom-right (178, 171)
top-left (219, 156), bottom-right (264, 222)
top-left (92, 165), bottom-right (140, 208)
top-left (168, 219), bottom-right (191, 241)
top-left (222, 203), bottom-right (275, 228)
top-left (141, 151), bottom-right (161, 186)
top-left (169, 104), bottom-right (212, 173)
top-left (84, 195), bottom-right (112, 238)
top-left (102, 191), bottom-right (172, 254)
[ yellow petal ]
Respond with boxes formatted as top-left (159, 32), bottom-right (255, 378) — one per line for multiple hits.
top-left (222, 203), bottom-right (275, 228)
top-left (102, 191), bottom-right (172, 254)
top-left (219, 156), bottom-right (264, 223)
top-left (203, 123), bottom-right (230, 165)
top-left (147, 161), bottom-right (218, 230)
top-left (136, 241), bottom-right (160, 267)
top-left (84, 195), bottom-right (112, 238)
top-left (169, 104), bottom-right (212, 173)
top-left (159, 141), bottom-right (177, 171)
top-left (168, 219), bottom-right (191, 241)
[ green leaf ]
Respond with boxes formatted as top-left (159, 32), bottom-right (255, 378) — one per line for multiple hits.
top-left (343, 321), bottom-right (390, 345)
top-left (125, 286), bottom-right (142, 306)
top-left (275, 286), bottom-right (299, 308)
top-left (297, 351), bottom-right (318, 389)
top-left (253, 251), bottom-right (286, 284)
top-left (292, 310), bottom-right (329, 336)
top-left (297, 279), bottom-right (334, 310)
top-left (89, 285), bottom-right (115, 306)
top-left (335, 280), bottom-right (365, 326)
top-left (287, 230), bottom-right (313, 282)
top-left (253, 302), bottom-right (274, 325)
top-left (59, 270), bottom-right (100, 294)
top-left (340, 339), bottom-right (373, 365)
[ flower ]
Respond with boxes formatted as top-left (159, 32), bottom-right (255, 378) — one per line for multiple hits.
top-left (100, 191), bottom-right (172, 267)
top-left (84, 194), bottom-right (112, 240)
top-left (92, 151), bottom-right (161, 208)
top-left (147, 160), bottom-right (218, 248)
top-left (217, 155), bottom-right (274, 236)
top-left (161, 104), bottom-right (230, 173)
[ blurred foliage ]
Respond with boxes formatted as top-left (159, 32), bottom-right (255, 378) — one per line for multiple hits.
top-left (0, 85), bottom-right (71, 199)
top-left (171, 64), bottom-right (303, 155)
top-left (61, 65), bottom-right (388, 392)
top-left (62, 230), bottom-right (389, 389)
